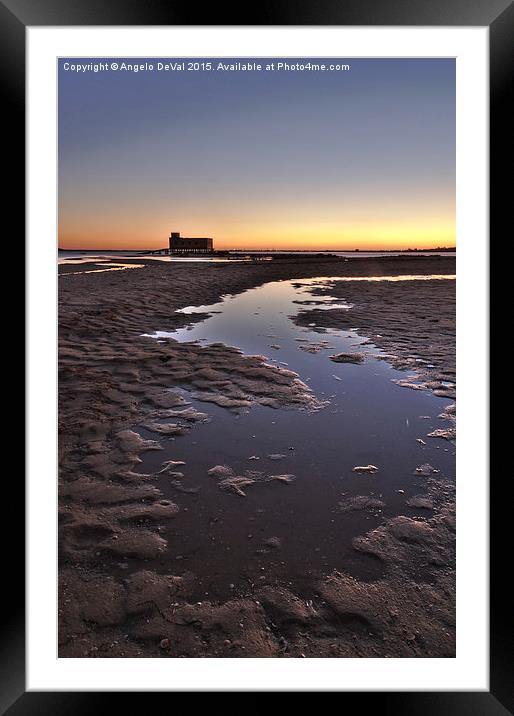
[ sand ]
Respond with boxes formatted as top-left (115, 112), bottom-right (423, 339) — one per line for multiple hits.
top-left (58, 255), bottom-right (455, 657)
top-left (293, 273), bottom-right (455, 400)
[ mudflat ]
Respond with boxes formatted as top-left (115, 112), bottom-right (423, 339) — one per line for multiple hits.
top-left (59, 255), bottom-right (455, 658)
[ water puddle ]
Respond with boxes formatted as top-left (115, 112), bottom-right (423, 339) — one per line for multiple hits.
top-left (295, 274), bottom-right (455, 283)
top-left (58, 254), bottom-right (248, 265)
top-left (59, 262), bottom-right (145, 276)
top-left (135, 276), bottom-right (455, 600)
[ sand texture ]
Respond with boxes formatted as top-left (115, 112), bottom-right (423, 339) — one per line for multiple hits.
top-left (59, 255), bottom-right (455, 657)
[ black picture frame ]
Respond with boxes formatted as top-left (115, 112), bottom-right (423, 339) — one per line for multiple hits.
top-left (4, 0), bottom-right (510, 710)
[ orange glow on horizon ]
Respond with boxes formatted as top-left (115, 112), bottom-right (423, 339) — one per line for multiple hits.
top-left (58, 58), bottom-right (456, 255)
top-left (59, 219), bottom-right (455, 252)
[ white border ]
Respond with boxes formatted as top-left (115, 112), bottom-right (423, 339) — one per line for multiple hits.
top-left (27, 26), bottom-right (489, 691)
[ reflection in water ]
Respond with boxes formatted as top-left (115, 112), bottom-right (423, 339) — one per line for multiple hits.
top-left (137, 276), bottom-right (456, 599)
top-left (58, 254), bottom-right (246, 265)
top-left (59, 262), bottom-right (145, 276)
top-left (58, 250), bottom-right (456, 264)
top-left (296, 274), bottom-right (456, 283)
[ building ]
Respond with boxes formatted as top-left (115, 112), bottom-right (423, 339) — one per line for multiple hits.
top-left (169, 231), bottom-right (214, 254)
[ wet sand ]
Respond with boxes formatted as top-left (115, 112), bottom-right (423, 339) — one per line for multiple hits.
top-left (59, 255), bottom-right (455, 658)
top-left (293, 275), bottom-right (455, 399)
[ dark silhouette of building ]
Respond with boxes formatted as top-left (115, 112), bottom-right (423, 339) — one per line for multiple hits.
top-left (169, 231), bottom-right (214, 254)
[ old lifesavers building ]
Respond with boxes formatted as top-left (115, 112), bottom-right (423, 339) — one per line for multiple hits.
top-left (168, 231), bottom-right (214, 254)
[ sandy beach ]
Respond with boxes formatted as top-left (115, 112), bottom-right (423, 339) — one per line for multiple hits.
top-left (58, 255), bottom-right (456, 658)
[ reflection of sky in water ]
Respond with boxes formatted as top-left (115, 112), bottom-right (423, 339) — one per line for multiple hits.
top-left (136, 277), bottom-right (455, 596)
top-left (58, 251), bottom-right (456, 265)
top-left (58, 253), bottom-right (245, 265)
top-left (295, 274), bottom-right (456, 282)
top-left (59, 262), bottom-right (145, 275)
top-left (142, 277), bottom-right (455, 415)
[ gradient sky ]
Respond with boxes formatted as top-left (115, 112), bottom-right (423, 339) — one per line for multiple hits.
top-left (58, 58), bottom-right (455, 250)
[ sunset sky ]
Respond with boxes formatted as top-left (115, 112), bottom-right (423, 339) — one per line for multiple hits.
top-left (58, 58), bottom-right (455, 251)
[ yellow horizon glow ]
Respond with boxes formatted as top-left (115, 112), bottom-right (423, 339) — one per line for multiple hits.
top-left (59, 218), bottom-right (455, 252)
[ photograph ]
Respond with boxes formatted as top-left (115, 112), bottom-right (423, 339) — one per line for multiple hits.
top-left (57, 56), bottom-right (457, 659)
top-left (0, 0), bottom-right (506, 701)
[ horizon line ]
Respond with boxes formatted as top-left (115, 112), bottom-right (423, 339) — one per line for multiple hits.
top-left (58, 246), bottom-right (456, 253)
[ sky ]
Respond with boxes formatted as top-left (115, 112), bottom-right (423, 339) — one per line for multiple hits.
top-left (58, 58), bottom-right (455, 251)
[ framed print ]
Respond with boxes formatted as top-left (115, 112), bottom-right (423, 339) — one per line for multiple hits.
top-left (3, 0), bottom-right (511, 708)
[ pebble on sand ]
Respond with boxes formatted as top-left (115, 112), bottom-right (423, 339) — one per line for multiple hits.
top-left (329, 352), bottom-right (365, 364)
top-left (266, 474), bottom-right (296, 484)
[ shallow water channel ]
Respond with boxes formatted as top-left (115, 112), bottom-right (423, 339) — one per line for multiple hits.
top-left (136, 276), bottom-right (455, 601)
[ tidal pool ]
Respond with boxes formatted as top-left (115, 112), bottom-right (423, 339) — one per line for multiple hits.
top-left (136, 277), bottom-right (455, 601)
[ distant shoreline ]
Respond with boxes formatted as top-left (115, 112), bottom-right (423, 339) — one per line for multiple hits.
top-left (59, 247), bottom-right (456, 254)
